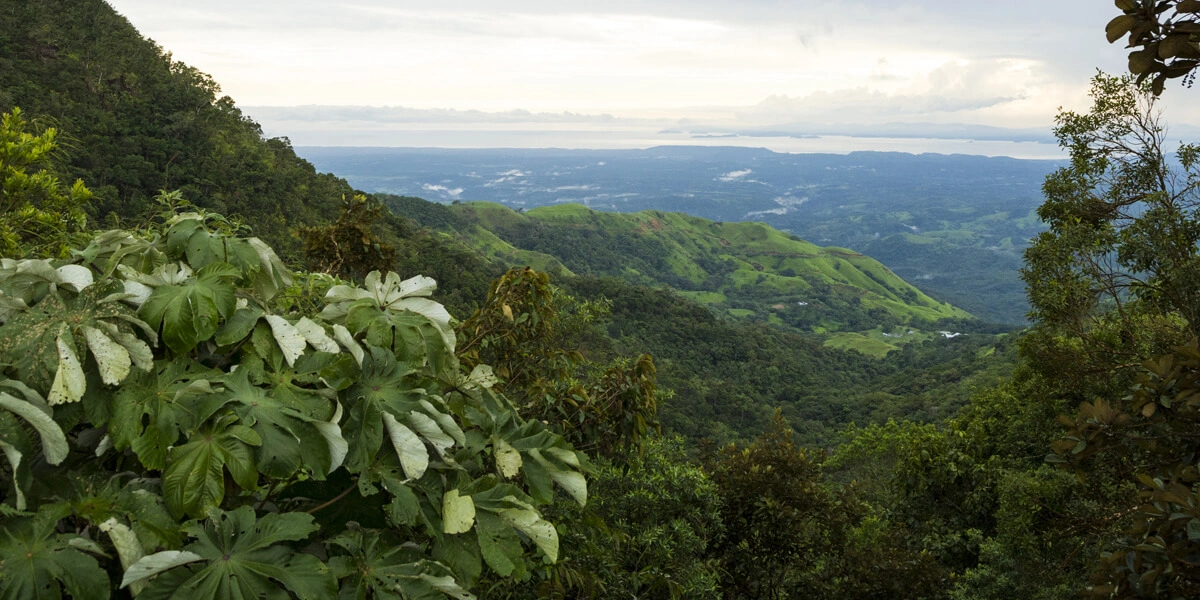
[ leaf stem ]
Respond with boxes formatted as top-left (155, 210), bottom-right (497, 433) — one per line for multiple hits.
top-left (305, 481), bottom-right (357, 515)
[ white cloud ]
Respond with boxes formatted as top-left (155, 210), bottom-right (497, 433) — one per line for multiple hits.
top-left (101, 0), bottom-right (1189, 134)
top-left (421, 184), bottom-right (464, 198)
top-left (745, 207), bottom-right (792, 218)
top-left (718, 169), bottom-right (753, 182)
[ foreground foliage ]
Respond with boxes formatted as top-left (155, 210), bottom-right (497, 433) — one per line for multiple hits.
top-left (1107, 0), bottom-right (1200, 94)
top-left (0, 206), bottom-right (588, 598)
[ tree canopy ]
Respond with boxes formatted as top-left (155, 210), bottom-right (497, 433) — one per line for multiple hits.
top-left (1108, 0), bottom-right (1200, 93)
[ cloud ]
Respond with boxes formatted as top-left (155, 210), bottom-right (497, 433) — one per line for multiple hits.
top-left (745, 207), bottom-right (792, 218)
top-left (421, 183), bottom-right (464, 199)
top-left (737, 59), bottom-right (1040, 125)
top-left (246, 106), bottom-right (622, 124)
top-left (718, 169), bottom-right (753, 182)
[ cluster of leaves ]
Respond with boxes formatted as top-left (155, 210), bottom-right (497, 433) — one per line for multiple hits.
top-left (300, 194), bottom-right (399, 282)
top-left (1021, 73), bottom-right (1200, 395)
top-left (485, 436), bottom-right (724, 600)
top-left (1107, 0), bottom-right (1200, 94)
top-left (1052, 343), bottom-right (1200, 598)
top-left (0, 108), bottom-right (92, 259)
top-left (0, 208), bottom-right (589, 598)
top-left (457, 268), bottom-right (660, 457)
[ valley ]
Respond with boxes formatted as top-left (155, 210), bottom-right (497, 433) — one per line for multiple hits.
top-left (301, 146), bottom-right (1061, 324)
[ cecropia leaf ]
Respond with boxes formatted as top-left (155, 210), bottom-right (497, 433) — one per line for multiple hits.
top-left (0, 391), bottom-right (68, 465)
top-left (265, 315), bottom-right (307, 366)
top-left (48, 331), bottom-right (86, 405)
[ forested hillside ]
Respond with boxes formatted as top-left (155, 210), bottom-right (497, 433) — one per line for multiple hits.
top-left (0, 0), bottom-right (349, 257)
top-left (384, 197), bottom-right (971, 344)
top-left (3, 0), bottom-right (1199, 598)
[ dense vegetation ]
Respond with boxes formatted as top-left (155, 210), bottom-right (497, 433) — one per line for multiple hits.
top-left (3, 1), bottom-right (1199, 598)
top-left (0, 0), bottom-right (351, 258)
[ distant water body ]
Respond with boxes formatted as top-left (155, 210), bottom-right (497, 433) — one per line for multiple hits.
top-left (259, 123), bottom-right (1065, 160)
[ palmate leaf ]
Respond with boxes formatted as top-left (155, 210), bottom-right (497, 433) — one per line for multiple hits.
top-left (222, 366), bottom-right (335, 479)
top-left (342, 347), bottom-right (466, 480)
top-left (162, 416), bottom-right (261, 519)
top-left (340, 346), bottom-right (425, 474)
top-left (327, 528), bottom-right (474, 600)
top-left (0, 280), bottom-right (154, 405)
top-left (322, 270), bottom-right (457, 369)
top-left (135, 506), bottom-right (335, 600)
top-left (463, 478), bottom-right (560, 572)
top-left (0, 504), bottom-right (110, 600)
top-left (75, 229), bottom-right (167, 278)
top-left (345, 304), bottom-right (456, 378)
top-left (108, 358), bottom-right (224, 470)
top-left (491, 413), bottom-right (589, 506)
top-left (321, 271), bottom-right (439, 321)
top-left (66, 476), bottom-right (185, 589)
top-left (246, 350), bottom-right (352, 475)
top-left (140, 262), bottom-right (239, 354)
top-left (163, 216), bottom-right (293, 302)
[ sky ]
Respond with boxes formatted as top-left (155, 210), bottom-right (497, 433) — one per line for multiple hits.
top-left (103, 0), bottom-right (1200, 151)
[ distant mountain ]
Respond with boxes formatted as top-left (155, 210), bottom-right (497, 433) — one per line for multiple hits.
top-left (302, 146), bottom-right (1062, 324)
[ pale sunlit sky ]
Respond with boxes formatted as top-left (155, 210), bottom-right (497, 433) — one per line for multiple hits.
top-left (102, 0), bottom-right (1200, 149)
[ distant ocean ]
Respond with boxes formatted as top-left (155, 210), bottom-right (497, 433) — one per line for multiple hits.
top-left (254, 121), bottom-right (1066, 160)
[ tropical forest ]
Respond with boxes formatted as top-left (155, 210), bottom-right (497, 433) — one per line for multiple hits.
top-left (1, 1), bottom-right (1200, 599)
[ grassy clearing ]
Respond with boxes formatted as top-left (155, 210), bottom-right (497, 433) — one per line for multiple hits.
top-left (823, 332), bottom-right (899, 358)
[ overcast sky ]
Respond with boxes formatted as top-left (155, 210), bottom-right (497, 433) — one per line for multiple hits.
top-left (103, 0), bottom-right (1200, 142)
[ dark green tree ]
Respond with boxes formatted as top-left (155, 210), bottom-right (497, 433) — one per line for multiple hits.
top-left (1021, 73), bottom-right (1200, 397)
top-left (300, 193), bottom-right (398, 282)
top-left (1023, 73), bottom-right (1200, 599)
top-left (1107, 0), bottom-right (1200, 94)
top-left (457, 267), bottom-right (660, 457)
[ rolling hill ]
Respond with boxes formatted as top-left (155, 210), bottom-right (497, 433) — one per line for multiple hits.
top-left (384, 196), bottom-right (972, 351)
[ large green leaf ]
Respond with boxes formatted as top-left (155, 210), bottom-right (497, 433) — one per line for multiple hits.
top-left (341, 347), bottom-right (427, 474)
top-left (75, 229), bottom-right (166, 278)
top-left (322, 271), bottom-right (457, 370)
top-left (163, 216), bottom-right (293, 302)
top-left (0, 505), bottom-right (110, 600)
top-left (136, 507), bottom-right (334, 600)
top-left (464, 479), bottom-right (558, 571)
top-left (140, 262), bottom-right (239, 354)
top-left (162, 417), bottom-right (261, 519)
top-left (493, 414), bottom-right (589, 506)
top-left (474, 510), bottom-right (523, 578)
top-left (108, 359), bottom-right (224, 470)
top-left (0, 281), bottom-right (154, 403)
top-left (222, 366), bottom-right (334, 479)
top-left (346, 304), bottom-right (456, 377)
top-left (327, 528), bottom-right (474, 600)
